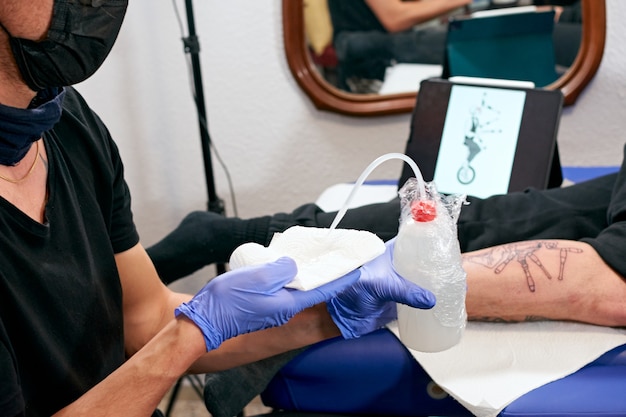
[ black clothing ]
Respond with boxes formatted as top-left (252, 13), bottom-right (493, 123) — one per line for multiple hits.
top-left (267, 172), bottom-right (613, 251)
top-left (268, 167), bottom-right (624, 277)
top-left (0, 87), bottom-right (139, 417)
top-left (328, 0), bottom-right (386, 39)
top-left (150, 147), bottom-right (626, 284)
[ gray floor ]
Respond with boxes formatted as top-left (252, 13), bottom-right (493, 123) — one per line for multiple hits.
top-left (158, 383), bottom-right (272, 417)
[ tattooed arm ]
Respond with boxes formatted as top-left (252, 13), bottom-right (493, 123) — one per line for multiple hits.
top-left (463, 240), bottom-right (626, 327)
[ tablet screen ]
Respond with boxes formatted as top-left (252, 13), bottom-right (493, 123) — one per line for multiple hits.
top-left (400, 78), bottom-right (563, 198)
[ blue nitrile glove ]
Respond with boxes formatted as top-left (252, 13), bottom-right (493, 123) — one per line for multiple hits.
top-left (327, 238), bottom-right (436, 339)
top-left (175, 257), bottom-right (361, 351)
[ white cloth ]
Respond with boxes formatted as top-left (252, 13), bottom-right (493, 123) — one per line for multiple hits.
top-left (387, 320), bottom-right (626, 417)
top-left (379, 63), bottom-right (443, 95)
top-left (229, 226), bottom-right (385, 290)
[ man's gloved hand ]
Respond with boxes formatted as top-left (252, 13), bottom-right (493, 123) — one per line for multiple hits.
top-left (327, 238), bottom-right (436, 339)
top-left (175, 257), bottom-right (361, 351)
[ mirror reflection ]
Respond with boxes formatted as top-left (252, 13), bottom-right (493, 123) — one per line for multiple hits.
top-left (304, 0), bottom-right (582, 95)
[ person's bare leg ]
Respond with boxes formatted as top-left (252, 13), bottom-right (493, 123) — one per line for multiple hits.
top-left (464, 239), bottom-right (626, 327)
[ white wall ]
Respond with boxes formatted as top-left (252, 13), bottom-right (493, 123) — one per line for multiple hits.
top-left (77, 1), bottom-right (626, 287)
top-left (557, 0), bottom-right (626, 166)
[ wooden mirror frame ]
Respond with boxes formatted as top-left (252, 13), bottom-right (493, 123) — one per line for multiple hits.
top-left (283, 0), bottom-right (606, 117)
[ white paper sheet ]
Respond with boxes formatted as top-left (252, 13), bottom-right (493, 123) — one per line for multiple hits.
top-left (379, 63), bottom-right (443, 95)
top-left (387, 320), bottom-right (626, 416)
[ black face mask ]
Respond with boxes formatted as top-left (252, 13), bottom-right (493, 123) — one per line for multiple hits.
top-left (3, 0), bottom-right (128, 91)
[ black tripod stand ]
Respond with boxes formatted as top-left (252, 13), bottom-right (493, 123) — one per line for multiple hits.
top-left (164, 1), bottom-right (228, 415)
top-left (182, 0), bottom-right (225, 223)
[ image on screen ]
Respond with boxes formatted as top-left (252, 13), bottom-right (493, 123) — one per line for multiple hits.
top-left (433, 84), bottom-right (526, 198)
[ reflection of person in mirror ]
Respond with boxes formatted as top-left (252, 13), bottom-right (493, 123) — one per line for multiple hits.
top-left (328, 0), bottom-right (472, 92)
top-left (326, 0), bottom-right (582, 93)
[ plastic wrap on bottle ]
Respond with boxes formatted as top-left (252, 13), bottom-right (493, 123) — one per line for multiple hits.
top-left (393, 178), bottom-right (468, 352)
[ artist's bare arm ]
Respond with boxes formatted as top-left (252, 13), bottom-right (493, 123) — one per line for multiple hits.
top-left (463, 240), bottom-right (626, 326)
top-left (53, 244), bottom-right (341, 416)
top-left (366, 0), bottom-right (471, 32)
top-left (117, 244), bottom-right (341, 373)
top-left (190, 303), bottom-right (341, 373)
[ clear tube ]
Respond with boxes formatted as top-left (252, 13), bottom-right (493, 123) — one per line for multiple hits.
top-left (329, 153), bottom-right (425, 231)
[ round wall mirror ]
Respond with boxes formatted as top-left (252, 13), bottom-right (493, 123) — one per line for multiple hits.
top-left (283, 1), bottom-right (606, 116)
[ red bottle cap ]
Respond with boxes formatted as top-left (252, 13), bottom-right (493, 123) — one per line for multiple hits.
top-left (411, 200), bottom-right (437, 222)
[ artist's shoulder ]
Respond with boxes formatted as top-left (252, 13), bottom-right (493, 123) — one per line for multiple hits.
top-left (61, 86), bottom-right (93, 113)
top-left (58, 86), bottom-right (109, 135)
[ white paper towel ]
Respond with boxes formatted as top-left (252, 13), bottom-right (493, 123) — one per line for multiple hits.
top-left (229, 226), bottom-right (385, 290)
top-left (387, 320), bottom-right (626, 417)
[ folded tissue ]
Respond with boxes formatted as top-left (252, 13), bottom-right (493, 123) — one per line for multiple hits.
top-left (229, 226), bottom-right (386, 290)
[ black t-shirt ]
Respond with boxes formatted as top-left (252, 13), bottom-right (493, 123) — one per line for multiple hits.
top-left (0, 87), bottom-right (139, 417)
top-left (327, 0), bottom-right (387, 41)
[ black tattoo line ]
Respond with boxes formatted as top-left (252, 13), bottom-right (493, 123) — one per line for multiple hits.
top-left (465, 241), bottom-right (583, 292)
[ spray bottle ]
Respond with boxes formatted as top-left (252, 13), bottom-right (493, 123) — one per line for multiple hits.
top-left (393, 179), bottom-right (467, 352)
top-left (328, 153), bottom-right (467, 352)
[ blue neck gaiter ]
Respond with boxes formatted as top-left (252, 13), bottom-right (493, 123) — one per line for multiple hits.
top-left (0, 87), bottom-right (65, 166)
